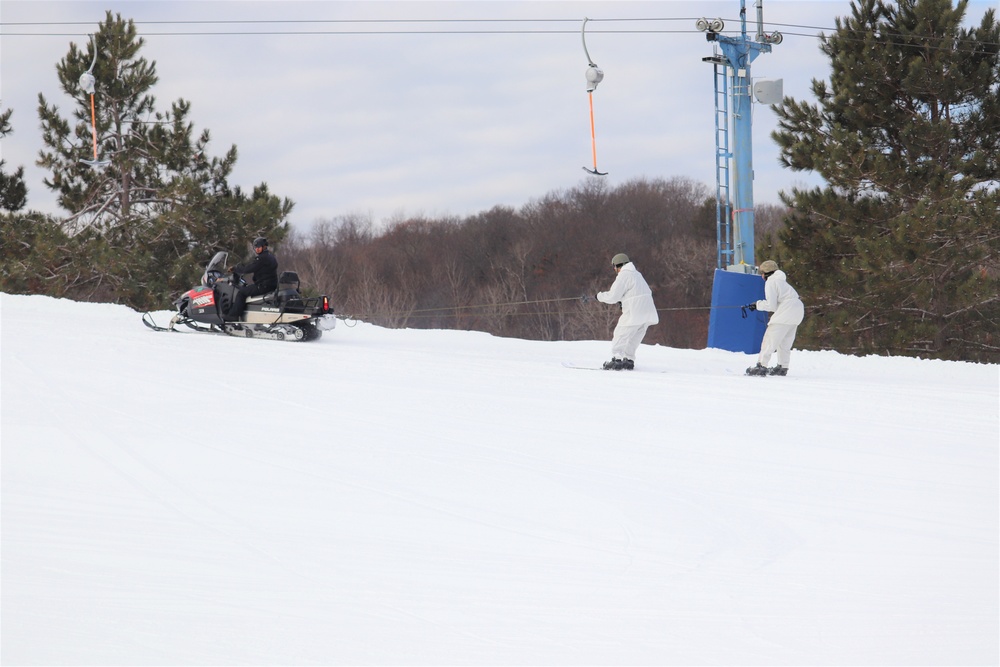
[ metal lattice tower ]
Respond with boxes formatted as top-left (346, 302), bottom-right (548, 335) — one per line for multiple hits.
top-left (702, 1), bottom-right (784, 353)
top-left (698, 0), bottom-right (781, 272)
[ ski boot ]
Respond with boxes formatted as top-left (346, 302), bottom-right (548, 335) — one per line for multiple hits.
top-left (603, 358), bottom-right (624, 370)
top-left (622, 358), bottom-right (635, 370)
top-left (768, 365), bottom-right (788, 376)
top-left (745, 362), bottom-right (768, 376)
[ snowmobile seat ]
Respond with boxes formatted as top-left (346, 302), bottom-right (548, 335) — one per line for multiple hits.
top-left (274, 271), bottom-right (302, 303)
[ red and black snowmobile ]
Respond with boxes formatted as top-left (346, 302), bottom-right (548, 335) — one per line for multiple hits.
top-left (143, 251), bottom-right (337, 341)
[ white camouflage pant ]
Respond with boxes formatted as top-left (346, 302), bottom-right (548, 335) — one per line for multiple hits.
top-left (758, 323), bottom-right (799, 368)
top-left (610, 322), bottom-right (650, 361)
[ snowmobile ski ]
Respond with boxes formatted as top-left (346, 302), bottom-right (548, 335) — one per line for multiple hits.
top-left (142, 312), bottom-right (174, 332)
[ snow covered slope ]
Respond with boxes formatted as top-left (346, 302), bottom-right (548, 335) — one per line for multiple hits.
top-left (2, 293), bottom-right (997, 665)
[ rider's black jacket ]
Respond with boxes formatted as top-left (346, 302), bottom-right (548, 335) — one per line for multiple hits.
top-left (234, 249), bottom-right (278, 293)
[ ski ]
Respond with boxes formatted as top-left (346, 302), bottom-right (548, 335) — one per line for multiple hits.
top-left (726, 367), bottom-right (789, 377)
top-left (562, 362), bottom-right (608, 371)
top-left (562, 362), bottom-right (667, 373)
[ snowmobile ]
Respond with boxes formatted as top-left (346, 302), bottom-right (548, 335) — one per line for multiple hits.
top-left (143, 251), bottom-right (337, 341)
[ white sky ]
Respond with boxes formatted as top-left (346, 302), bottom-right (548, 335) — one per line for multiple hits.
top-left (1, 1), bottom-right (995, 232)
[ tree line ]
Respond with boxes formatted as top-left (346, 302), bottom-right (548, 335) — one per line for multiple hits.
top-left (1, 12), bottom-right (290, 308)
top-left (279, 178), bottom-right (789, 350)
top-left (2, 1), bottom-right (998, 362)
top-left (770, 0), bottom-right (999, 362)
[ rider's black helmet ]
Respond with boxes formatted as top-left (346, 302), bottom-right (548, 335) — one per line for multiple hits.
top-left (253, 236), bottom-right (268, 250)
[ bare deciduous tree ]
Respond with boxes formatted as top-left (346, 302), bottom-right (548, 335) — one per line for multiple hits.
top-left (289, 178), bottom-right (731, 348)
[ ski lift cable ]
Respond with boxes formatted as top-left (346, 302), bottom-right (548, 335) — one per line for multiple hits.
top-left (4, 15), bottom-right (998, 51)
top-left (6, 29), bottom-right (995, 54)
top-left (3, 17), bottom-right (700, 27)
top-left (338, 298), bottom-right (746, 323)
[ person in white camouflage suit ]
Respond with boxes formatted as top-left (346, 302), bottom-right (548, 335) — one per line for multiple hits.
top-left (745, 260), bottom-right (805, 376)
top-left (596, 253), bottom-right (659, 370)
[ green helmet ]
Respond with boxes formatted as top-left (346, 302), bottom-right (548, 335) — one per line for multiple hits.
top-left (611, 253), bottom-right (630, 267)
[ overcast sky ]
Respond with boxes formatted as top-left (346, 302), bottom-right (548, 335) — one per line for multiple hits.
top-left (2, 1), bottom-right (994, 234)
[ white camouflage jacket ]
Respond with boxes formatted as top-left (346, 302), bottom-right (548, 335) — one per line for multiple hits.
top-left (755, 270), bottom-right (804, 325)
top-left (597, 262), bottom-right (659, 326)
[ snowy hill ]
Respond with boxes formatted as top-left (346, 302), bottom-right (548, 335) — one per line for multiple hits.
top-left (2, 293), bottom-right (997, 665)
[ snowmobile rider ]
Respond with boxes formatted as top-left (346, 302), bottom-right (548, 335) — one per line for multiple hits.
top-left (745, 260), bottom-right (805, 377)
top-left (228, 236), bottom-right (278, 320)
top-left (595, 253), bottom-right (659, 370)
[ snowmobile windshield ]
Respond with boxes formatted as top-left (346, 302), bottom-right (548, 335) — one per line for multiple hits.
top-left (202, 252), bottom-right (229, 286)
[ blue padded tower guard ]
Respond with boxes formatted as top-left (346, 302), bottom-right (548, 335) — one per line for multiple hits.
top-left (707, 269), bottom-right (767, 353)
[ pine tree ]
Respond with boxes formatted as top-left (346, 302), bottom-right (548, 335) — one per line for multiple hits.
top-left (772, 0), bottom-right (1000, 361)
top-left (0, 108), bottom-right (28, 212)
top-left (0, 107), bottom-right (79, 300)
top-left (35, 11), bottom-right (292, 309)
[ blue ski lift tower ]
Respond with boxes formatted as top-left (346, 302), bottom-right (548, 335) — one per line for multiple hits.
top-left (700, 0), bottom-right (783, 353)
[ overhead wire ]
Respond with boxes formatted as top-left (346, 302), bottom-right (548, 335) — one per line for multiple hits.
top-left (3, 15), bottom-right (996, 53)
top-left (336, 295), bottom-right (746, 325)
top-left (4, 17), bottom-right (696, 26)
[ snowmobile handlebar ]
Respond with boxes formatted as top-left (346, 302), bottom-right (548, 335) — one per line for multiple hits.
top-left (217, 273), bottom-right (246, 287)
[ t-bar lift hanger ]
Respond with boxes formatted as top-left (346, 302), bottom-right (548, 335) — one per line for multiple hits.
top-left (79, 34), bottom-right (110, 169)
top-left (581, 18), bottom-right (607, 176)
